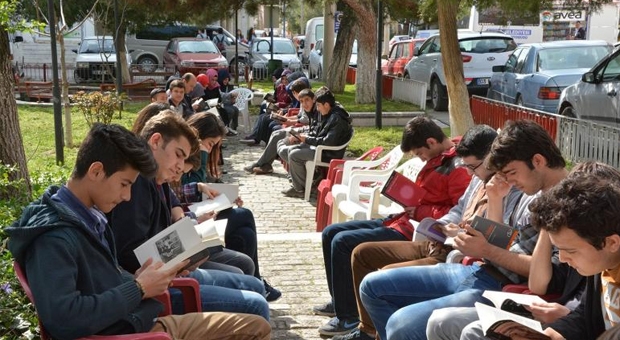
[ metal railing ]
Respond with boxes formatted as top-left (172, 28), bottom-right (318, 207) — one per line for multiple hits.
top-left (470, 95), bottom-right (620, 168)
top-left (391, 77), bottom-right (427, 110)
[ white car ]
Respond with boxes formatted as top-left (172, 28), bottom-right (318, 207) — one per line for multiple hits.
top-left (247, 37), bottom-right (302, 79)
top-left (403, 31), bottom-right (516, 111)
top-left (308, 39), bottom-right (357, 79)
top-left (73, 36), bottom-right (132, 84)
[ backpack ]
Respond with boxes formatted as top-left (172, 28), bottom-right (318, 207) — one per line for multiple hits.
top-left (214, 35), bottom-right (226, 52)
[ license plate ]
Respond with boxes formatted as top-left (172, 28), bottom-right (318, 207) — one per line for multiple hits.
top-left (92, 70), bottom-right (108, 75)
top-left (477, 78), bottom-right (489, 85)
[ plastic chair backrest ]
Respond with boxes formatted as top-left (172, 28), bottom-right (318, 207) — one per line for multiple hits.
top-left (230, 88), bottom-right (254, 110)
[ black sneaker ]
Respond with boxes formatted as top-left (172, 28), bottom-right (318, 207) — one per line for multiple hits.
top-left (312, 301), bottom-right (336, 317)
top-left (262, 278), bottom-right (281, 302)
top-left (332, 328), bottom-right (374, 340)
top-left (318, 317), bottom-right (360, 336)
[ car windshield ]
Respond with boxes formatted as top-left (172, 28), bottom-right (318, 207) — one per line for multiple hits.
top-left (536, 46), bottom-right (610, 71)
top-left (79, 39), bottom-right (115, 54)
top-left (352, 41), bottom-right (358, 54)
top-left (255, 40), bottom-right (296, 54)
top-left (458, 37), bottom-right (516, 54)
top-left (178, 40), bottom-right (219, 53)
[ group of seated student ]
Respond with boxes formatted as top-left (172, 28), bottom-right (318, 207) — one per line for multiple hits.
top-left (314, 118), bottom-right (620, 340)
top-left (6, 122), bottom-right (271, 339)
top-left (240, 73), bottom-right (310, 147)
top-left (129, 102), bottom-right (281, 301)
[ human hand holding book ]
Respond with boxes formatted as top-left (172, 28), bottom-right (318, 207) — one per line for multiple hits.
top-left (135, 258), bottom-right (190, 298)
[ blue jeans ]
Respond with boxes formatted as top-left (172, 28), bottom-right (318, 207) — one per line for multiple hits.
top-left (360, 263), bottom-right (503, 340)
top-left (322, 219), bottom-right (407, 320)
top-left (170, 268), bottom-right (269, 320)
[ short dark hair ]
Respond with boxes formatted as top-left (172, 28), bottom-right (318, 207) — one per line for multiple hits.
top-left (489, 120), bottom-right (565, 171)
top-left (132, 102), bottom-right (170, 135)
top-left (139, 110), bottom-right (200, 157)
top-left (455, 124), bottom-right (497, 159)
top-left (169, 79), bottom-right (185, 91)
top-left (400, 116), bottom-right (446, 152)
top-left (290, 78), bottom-right (309, 94)
top-left (150, 87), bottom-right (166, 99)
top-left (314, 86), bottom-right (336, 106)
top-left (73, 123), bottom-right (157, 179)
top-left (530, 173), bottom-right (620, 250)
top-left (298, 88), bottom-right (315, 100)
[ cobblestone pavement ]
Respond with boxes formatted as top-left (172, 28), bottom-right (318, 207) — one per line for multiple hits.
top-left (219, 131), bottom-right (333, 340)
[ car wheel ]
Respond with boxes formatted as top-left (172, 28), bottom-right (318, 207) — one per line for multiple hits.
top-left (137, 56), bottom-right (157, 73)
top-left (431, 78), bottom-right (448, 111)
top-left (229, 57), bottom-right (246, 79)
top-left (561, 105), bottom-right (576, 118)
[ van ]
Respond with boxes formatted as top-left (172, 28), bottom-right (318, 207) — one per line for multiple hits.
top-left (302, 17), bottom-right (324, 64)
top-left (127, 24), bottom-right (248, 74)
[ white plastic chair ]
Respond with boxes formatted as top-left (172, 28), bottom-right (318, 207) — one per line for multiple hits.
top-left (335, 157), bottom-right (426, 223)
top-left (303, 130), bottom-right (354, 201)
top-left (330, 146), bottom-right (404, 223)
top-left (230, 88), bottom-right (253, 131)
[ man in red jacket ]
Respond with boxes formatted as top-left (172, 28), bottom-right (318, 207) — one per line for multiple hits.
top-left (314, 116), bottom-right (471, 336)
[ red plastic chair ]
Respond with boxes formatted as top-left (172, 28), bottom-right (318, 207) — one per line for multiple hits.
top-left (13, 261), bottom-right (201, 340)
top-left (315, 146), bottom-right (384, 231)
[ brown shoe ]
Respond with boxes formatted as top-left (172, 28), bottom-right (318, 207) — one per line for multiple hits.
top-left (281, 187), bottom-right (304, 198)
top-left (252, 165), bottom-right (273, 175)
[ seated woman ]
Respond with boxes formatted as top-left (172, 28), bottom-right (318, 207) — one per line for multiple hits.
top-left (198, 69), bottom-right (238, 136)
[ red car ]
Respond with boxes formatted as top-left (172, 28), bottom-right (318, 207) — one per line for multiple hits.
top-left (163, 38), bottom-right (229, 77)
top-left (382, 38), bottom-right (425, 77)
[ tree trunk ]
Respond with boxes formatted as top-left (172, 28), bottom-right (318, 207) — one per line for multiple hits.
top-left (58, 33), bottom-right (73, 148)
top-left (117, 24), bottom-right (131, 83)
top-left (0, 29), bottom-right (31, 199)
top-left (322, 2), bottom-right (336, 83)
top-left (325, 3), bottom-right (356, 93)
top-left (342, 0), bottom-right (376, 104)
top-left (437, 0), bottom-right (474, 137)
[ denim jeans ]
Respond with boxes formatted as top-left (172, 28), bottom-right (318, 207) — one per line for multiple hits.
top-left (169, 268), bottom-right (269, 320)
top-left (360, 263), bottom-right (502, 340)
top-left (322, 219), bottom-right (407, 320)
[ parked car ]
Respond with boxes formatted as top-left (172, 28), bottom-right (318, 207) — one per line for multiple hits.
top-left (73, 36), bottom-right (132, 84)
top-left (488, 40), bottom-right (611, 113)
top-left (308, 39), bottom-right (357, 79)
top-left (162, 38), bottom-right (228, 77)
top-left (382, 38), bottom-right (425, 77)
top-left (389, 35), bottom-right (411, 50)
top-left (557, 46), bottom-right (620, 127)
top-left (247, 37), bottom-right (302, 79)
top-left (404, 31), bottom-right (516, 111)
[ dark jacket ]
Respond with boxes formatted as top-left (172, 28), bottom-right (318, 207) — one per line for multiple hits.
top-left (304, 103), bottom-right (353, 162)
top-left (108, 175), bottom-right (172, 273)
top-left (6, 186), bottom-right (162, 339)
top-left (547, 274), bottom-right (605, 340)
top-left (546, 262), bottom-right (586, 306)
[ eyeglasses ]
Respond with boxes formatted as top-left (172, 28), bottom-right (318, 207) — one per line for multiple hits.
top-left (463, 161), bottom-right (484, 172)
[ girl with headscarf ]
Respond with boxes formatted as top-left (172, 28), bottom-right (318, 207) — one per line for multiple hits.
top-left (200, 69), bottom-right (238, 135)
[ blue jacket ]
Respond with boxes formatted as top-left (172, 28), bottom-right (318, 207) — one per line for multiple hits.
top-left (6, 186), bottom-right (162, 340)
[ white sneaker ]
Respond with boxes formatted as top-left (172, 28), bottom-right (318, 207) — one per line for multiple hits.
top-left (226, 128), bottom-right (238, 136)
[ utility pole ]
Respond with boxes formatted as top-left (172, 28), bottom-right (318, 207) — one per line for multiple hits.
top-left (375, 0), bottom-right (383, 129)
top-left (47, 0), bottom-right (64, 164)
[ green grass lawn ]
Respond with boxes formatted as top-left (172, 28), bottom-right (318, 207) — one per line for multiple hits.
top-left (249, 80), bottom-right (420, 112)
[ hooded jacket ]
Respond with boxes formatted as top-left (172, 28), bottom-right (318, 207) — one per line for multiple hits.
top-left (6, 186), bottom-right (162, 340)
top-left (305, 103), bottom-right (353, 162)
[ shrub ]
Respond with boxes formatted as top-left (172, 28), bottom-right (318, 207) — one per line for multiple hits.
top-left (73, 91), bottom-right (126, 127)
top-left (0, 165), bottom-right (70, 339)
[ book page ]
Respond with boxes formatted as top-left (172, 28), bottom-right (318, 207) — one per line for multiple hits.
top-left (206, 183), bottom-right (239, 202)
top-left (475, 302), bottom-right (546, 337)
top-left (194, 218), bottom-right (228, 242)
top-left (414, 217), bottom-right (447, 243)
top-left (189, 194), bottom-right (233, 216)
top-left (483, 291), bottom-right (546, 309)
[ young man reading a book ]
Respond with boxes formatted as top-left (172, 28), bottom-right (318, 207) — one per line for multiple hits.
top-left (109, 111), bottom-right (271, 320)
top-left (6, 123), bottom-right (271, 340)
top-left (314, 116), bottom-right (471, 336)
top-left (278, 86), bottom-right (354, 198)
top-left (359, 120), bottom-right (567, 340)
top-left (331, 124), bottom-right (524, 340)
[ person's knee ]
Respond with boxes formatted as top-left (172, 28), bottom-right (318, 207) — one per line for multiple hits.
top-left (386, 310), bottom-right (417, 340)
top-left (351, 242), bottom-right (374, 265)
top-left (426, 308), bottom-right (457, 340)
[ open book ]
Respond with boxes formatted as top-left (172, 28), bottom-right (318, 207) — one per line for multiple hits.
top-left (471, 216), bottom-right (518, 250)
top-left (188, 183), bottom-right (239, 216)
top-left (133, 217), bottom-right (227, 272)
top-left (381, 170), bottom-right (428, 208)
top-left (476, 298), bottom-right (551, 340)
top-left (414, 218), bottom-right (448, 243)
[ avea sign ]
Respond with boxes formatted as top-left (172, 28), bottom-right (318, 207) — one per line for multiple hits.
top-left (541, 10), bottom-right (585, 22)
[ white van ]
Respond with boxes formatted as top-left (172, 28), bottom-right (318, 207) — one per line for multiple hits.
top-left (303, 17), bottom-right (324, 64)
top-left (127, 24), bottom-right (248, 73)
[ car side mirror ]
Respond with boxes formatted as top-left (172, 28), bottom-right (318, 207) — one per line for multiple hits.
top-left (128, 49), bottom-right (135, 53)
top-left (13, 36), bottom-right (23, 43)
top-left (582, 71), bottom-right (597, 83)
top-left (492, 65), bottom-right (506, 72)
top-left (318, 50), bottom-right (322, 56)
top-left (72, 49), bottom-right (78, 54)
top-left (414, 46), bottom-right (420, 56)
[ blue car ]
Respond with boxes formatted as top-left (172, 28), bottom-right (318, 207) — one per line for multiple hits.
top-left (487, 40), bottom-right (612, 113)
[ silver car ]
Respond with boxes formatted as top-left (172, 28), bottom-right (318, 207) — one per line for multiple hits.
top-left (557, 47), bottom-right (620, 127)
top-left (247, 37), bottom-right (302, 80)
